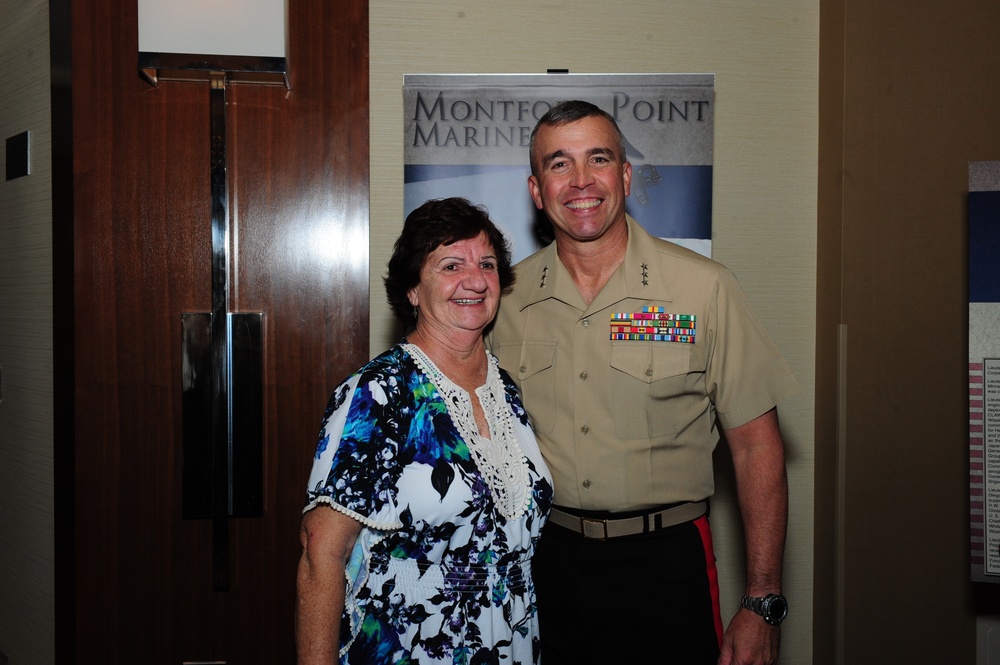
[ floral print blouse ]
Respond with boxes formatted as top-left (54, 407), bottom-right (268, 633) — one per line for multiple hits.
top-left (305, 342), bottom-right (553, 664)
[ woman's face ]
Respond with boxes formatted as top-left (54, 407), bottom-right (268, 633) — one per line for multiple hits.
top-left (407, 232), bottom-right (501, 341)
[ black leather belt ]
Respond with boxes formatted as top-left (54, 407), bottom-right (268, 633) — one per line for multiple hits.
top-left (547, 501), bottom-right (707, 540)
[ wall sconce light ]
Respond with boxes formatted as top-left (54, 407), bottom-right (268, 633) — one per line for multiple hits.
top-left (138, 0), bottom-right (289, 591)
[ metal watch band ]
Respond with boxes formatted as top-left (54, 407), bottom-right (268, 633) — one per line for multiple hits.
top-left (741, 593), bottom-right (788, 626)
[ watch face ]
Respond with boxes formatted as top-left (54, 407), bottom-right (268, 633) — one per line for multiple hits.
top-left (764, 595), bottom-right (788, 624)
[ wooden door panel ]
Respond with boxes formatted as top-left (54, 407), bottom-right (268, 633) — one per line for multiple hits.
top-left (70, 1), bottom-right (369, 662)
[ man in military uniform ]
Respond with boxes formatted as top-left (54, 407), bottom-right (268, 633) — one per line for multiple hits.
top-left (491, 100), bottom-right (798, 665)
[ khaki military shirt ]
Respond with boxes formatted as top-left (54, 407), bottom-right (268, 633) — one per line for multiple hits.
top-left (490, 216), bottom-right (798, 511)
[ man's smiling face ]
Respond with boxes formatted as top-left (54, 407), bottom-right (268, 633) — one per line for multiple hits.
top-left (528, 115), bottom-right (632, 246)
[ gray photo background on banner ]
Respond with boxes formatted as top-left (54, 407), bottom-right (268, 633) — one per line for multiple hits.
top-left (403, 73), bottom-right (715, 263)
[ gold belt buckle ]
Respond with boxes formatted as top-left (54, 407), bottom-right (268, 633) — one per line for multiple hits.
top-left (581, 517), bottom-right (609, 540)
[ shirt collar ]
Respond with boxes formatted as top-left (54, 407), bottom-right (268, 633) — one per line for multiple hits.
top-left (514, 215), bottom-right (669, 314)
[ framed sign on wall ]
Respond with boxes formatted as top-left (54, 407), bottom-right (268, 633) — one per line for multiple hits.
top-left (969, 160), bottom-right (1000, 583)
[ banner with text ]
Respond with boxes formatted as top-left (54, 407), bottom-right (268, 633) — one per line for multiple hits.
top-left (403, 73), bottom-right (715, 262)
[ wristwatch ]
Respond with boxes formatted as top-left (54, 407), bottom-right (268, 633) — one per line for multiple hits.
top-left (741, 593), bottom-right (788, 626)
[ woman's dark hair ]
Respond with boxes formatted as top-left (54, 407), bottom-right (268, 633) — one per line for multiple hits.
top-left (384, 197), bottom-right (515, 329)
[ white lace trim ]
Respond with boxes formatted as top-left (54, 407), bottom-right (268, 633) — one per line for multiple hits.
top-left (304, 495), bottom-right (403, 531)
top-left (404, 343), bottom-right (531, 522)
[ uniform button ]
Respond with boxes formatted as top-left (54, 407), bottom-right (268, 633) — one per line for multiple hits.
top-left (645, 368), bottom-right (653, 377)
top-left (582, 318), bottom-right (590, 328)
top-left (582, 479), bottom-right (591, 489)
top-left (519, 365), bottom-right (527, 373)
top-left (581, 425), bottom-right (590, 434)
top-left (579, 371), bottom-right (588, 381)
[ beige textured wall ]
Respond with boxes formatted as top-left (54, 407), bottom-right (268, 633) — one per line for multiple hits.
top-left (371, 1), bottom-right (817, 661)
top-left (0, 0), bottom-right (55, 663)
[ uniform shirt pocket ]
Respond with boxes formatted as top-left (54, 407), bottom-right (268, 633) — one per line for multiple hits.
top-left (610, 343), bottom-right (697, 439)
top-left (494, 341), bottom-right (557, 435)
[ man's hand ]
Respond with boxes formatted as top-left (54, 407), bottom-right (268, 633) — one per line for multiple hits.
top-left (718, 608), bottom-right (781, 665)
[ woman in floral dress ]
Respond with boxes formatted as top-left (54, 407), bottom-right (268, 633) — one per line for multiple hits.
top-left (296, 198), bottom-right (553, 665)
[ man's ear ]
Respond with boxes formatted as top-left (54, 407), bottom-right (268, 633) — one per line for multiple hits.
top-left (528, 175), bottom-right (544, 210)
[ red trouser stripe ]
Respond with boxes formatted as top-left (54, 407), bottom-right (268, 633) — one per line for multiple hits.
top-left (694, 514), bottom-right (724, 646)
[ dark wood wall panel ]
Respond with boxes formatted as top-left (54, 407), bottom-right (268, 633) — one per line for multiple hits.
top-left (70, 1), bottom-right (369, 662)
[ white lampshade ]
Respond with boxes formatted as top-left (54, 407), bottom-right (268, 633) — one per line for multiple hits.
top-left (138, 0), bottom-right (288, 87)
